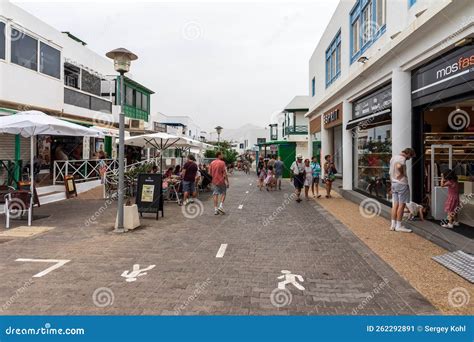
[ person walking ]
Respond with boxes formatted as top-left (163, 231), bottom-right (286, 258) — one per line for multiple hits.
top-left (290, 154), bottom-right (305, 203)
top-left (181, 155), bottom-right (198, 205)
top-left (274, 156), bottom-right (284, 190)
top-left (303, 158), bottom-right (313, 201)
top-left (310, 156), bottom-right (321, 198)
top-left (389, 147), bottom-right (416, 232)
top-left (209, 151), bottom-right (229, 215)
top-left (323, 155), bottom-right (336, 198)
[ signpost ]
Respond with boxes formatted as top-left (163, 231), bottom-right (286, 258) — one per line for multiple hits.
top-left (135, 173), bottom-right (163, 219)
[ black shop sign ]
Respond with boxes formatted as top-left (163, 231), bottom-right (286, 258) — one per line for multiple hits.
top-left (412, 44), bottom-right (474, 106)
top-left (353, 85), bottom-right (392, 118)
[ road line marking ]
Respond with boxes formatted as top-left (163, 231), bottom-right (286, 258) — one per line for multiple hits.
top-left (216, 244), bottom-right (227, 258)
top-left (238, 204), bottom-right (243, 209)
top-left (16, 258), bottom-right (70, 278)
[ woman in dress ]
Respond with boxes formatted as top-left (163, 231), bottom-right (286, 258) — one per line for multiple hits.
top-left (440, 169), bottom-right (460, 229)
top-left (303, 159), bottom-right (313, 201)
top-left (324, 154), bottom-right (336, 198)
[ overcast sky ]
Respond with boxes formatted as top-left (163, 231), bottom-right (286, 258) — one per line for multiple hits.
top-left (15, 0), bottom-right (338, 131)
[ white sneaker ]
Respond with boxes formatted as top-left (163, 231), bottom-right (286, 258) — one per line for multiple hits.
top-left (441, 223), bottom-right (453, 229)
top-left (453, 221), bottom-right (460, 226)
top-left (189, 198), bottom-right (194, 203)
top-left (214, 208), bottom-right (219, 215)
top-left (390, 226), bottom-right (396, 231)
top-left (218, 206), bottom-right (225, 214)
top-left (395, 226), bottom-right (412, 233)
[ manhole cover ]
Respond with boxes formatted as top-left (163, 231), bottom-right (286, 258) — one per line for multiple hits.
top-left (432, 250), bottom-right (474, 283)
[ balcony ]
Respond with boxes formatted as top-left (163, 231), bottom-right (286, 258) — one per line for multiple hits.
top-left (64, 87), bottom-right (112, 113)
top-left (284, 125), bottom-right (308, 136)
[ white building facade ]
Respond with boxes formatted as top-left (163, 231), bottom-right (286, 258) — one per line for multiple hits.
top-left (306, 0), bottom-right (473, 227)
top-left (0, 1), bottom-right (153, 183)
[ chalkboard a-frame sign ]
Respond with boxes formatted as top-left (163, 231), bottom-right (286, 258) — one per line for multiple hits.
top-left (64, 175), bottom-right (78, 198)
top-left (135, 173), bottom-right (163, 220)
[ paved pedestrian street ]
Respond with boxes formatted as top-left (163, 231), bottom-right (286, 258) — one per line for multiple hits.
top-left (0, 172), bottom-right (437, 315)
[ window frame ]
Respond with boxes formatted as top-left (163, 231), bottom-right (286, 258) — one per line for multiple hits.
top-left (311, 77), bottom-right (315, 97)
top-left (349, 0), bottom-right (386, 64)
top-left (39, 41), bottom-right (61, 79)
top-left (325, 30), bottom-right (341, 88)
top-left (0, 21), bottom-right (5, 61)
top-left (10, 28), bottom-right (38, 72)
top-left (408, 0), bottom-right (416, 7)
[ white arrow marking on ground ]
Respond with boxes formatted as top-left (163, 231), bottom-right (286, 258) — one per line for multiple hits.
top-left (216, 244), bottom-right (227, 258)
top-left (238, 204), bottom-right (243, 209)
top-left (16, 258), bottom-right (70, 278)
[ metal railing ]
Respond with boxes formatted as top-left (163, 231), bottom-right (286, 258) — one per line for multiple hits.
top-left (103, 157), bottom-right (160, 199)
top-left (53, 159), bottom-right (121, 185)
top-left (284, 125), bottom-right (308, 136)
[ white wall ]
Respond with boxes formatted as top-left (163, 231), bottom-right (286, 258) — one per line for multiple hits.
top-left (0, 1), bottom-right (117, 123)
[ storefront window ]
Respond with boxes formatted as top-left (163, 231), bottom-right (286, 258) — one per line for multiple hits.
top-left (353, 123), bottom-right (392, 201)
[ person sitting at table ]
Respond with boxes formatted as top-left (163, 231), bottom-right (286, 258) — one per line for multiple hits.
top-left (164, 167), bottom-right (173, 178)
top-left (173, 165), bottom-right (181, 176)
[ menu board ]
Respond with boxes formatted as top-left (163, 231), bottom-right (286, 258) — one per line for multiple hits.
top-left (135, 173), bottom-right (163, 219)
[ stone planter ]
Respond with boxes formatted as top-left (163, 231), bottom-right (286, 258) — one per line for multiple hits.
top-left (115, 204), bottom-right (141, 230)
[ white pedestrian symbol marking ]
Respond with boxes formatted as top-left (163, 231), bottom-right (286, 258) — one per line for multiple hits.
top-left (16, 258), bottom-right (70, 278)
top-left (277, 270), bottom-right (305, 291)
top-left (121, 264), bottom-right (155, 282)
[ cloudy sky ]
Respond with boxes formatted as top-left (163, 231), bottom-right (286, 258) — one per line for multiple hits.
top-left (15, 0), bottom-right (338, 131)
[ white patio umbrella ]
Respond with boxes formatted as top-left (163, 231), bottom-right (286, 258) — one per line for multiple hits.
top-left (0, 110), bottom-right (103, 225)
top-left (124, 132), bottom-right (194, 172)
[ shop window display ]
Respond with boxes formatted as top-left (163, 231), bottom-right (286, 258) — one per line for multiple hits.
top-left (353, 123), bottom-right (392, 202)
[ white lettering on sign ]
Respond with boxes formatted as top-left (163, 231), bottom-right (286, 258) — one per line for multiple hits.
top-left (121, 264), bottom-right (155, 282)
top-left (324, 109), bottom-right (339, 125)
top-left (16, 258), bottom-right (70, 278)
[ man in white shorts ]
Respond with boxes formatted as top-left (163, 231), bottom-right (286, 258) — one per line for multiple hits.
top-left (389, 148), bottom-right (416, 233)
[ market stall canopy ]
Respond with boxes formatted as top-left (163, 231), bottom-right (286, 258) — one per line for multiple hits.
top-left (0, 110), bottom-right (103, 138)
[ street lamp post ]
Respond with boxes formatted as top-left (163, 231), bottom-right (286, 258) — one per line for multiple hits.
top-left (106, 48), bottom-right (138, 233)
top-left (215, 126), bottom-right (223, 147)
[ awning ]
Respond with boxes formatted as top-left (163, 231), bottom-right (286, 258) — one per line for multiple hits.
top-left (346, 109), bottom-right (391, 130)
top-left (92, 125), bottom-right (120, 138)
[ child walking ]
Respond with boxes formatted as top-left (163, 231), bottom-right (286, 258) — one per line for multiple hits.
top-left (440, 169), bottom-right (460, 229)
top-left (258, 166), bottom-right (266, 191)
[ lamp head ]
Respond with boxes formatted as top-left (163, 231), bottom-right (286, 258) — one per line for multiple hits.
top-left (215, 126), bottom-right (223, 134)
top-left (106, 48), bottom-right (138, 73)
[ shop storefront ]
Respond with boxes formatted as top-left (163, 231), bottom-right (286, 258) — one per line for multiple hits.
top-left (323, 103), bottom-right (343, 176)
top-left (412, 43), bottom-right (473, 227)
top-left (347, 84), bottom-right (392, 203)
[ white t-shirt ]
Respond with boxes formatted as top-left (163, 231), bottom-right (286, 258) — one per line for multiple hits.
top-left (389, 154), bottom-right (408, 184)
top-left (290, 161), bottom-right (304, 175)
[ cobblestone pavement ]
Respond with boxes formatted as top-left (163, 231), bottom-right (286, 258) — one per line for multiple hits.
top-left (0, 172), bottom-right (437, 315)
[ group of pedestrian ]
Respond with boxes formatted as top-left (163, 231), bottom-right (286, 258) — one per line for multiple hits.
top-left (257, 155), bottom-right (284, 191)
top-left (290, 154), bottom-right (336, 203)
